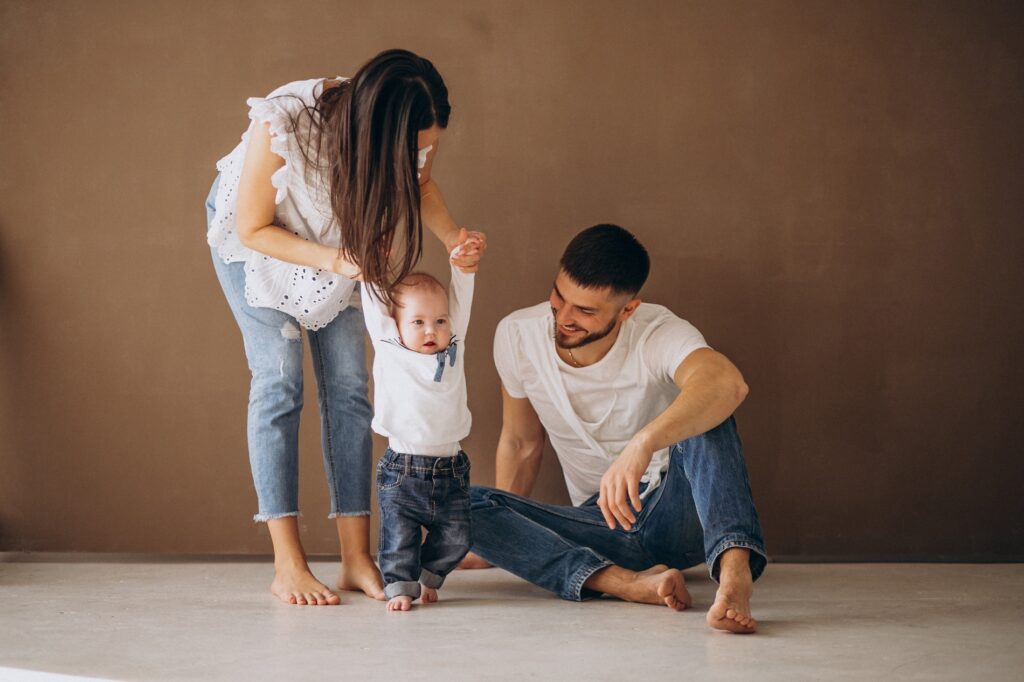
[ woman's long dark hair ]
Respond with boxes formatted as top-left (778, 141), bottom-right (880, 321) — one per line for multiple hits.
top-left (287, 49), bottom-right (450, 305)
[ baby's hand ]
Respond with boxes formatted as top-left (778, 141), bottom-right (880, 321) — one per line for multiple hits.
top-left (449, 228), bottom-right (486, 273)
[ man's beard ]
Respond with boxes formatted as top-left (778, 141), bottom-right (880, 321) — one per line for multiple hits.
top-left (553, 314), bottom-right (618, 350)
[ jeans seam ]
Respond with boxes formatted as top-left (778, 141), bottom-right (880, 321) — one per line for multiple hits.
top-left (310, 332), bottom-right (342, 514)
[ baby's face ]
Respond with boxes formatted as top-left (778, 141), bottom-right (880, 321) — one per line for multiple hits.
top-left (394, 287), bottom-right (452, 354)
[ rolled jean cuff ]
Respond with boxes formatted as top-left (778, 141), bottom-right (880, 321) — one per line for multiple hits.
top-left (327, 510), bottom-right (371, 519)
top-left (384, 581), bottom-right (422, 600)
top-left (566, 555), bottom-right (613, 602)
top-left (706, 535), bottom-right (769, 583)
top-left (252, 511), bottom-right (300, 523)
top-left (419, 569), bottom-right (445, 589)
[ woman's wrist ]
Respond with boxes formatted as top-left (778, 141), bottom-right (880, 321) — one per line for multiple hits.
top-left (321, 245), bottom-right (358, 279)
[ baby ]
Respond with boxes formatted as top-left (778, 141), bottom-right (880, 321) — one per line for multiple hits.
top-left (360, 233), bottom-right (481, 611)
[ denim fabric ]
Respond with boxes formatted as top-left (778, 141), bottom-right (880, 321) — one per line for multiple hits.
top-left (470, 416), bottom-right (767, 601)
top-left (206, 176), bottom-right (373, 520)
top-left (377, 449), bottom-right (472, 600)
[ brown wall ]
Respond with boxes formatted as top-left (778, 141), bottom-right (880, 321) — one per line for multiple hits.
top-left (1, 0), bottom-right (1022, 560)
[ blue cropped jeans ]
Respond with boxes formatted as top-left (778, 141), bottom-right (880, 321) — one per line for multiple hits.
top-left (470, 416), bottom-right (767, 600)
top-left (206, 176), bottom-right (373, 521)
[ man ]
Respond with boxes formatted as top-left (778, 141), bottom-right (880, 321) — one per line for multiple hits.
top-left (464, 224), bottom-right (767, 633)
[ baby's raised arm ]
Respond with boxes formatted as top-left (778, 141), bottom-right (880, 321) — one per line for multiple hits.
top-left (448, 264), bottom-right (475, 342)
top-left (360, 282), bottom-right (400, 342)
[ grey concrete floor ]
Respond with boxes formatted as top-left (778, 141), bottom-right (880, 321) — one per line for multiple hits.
top-left (1, 560), bottom-right (1022, 681)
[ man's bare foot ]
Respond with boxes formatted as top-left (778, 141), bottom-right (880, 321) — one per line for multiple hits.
top-left (586, 564), bottom-right (691, 610)
top-left (337, 554), bottom-right (386, 601)
top-left (387, 595), bottom-right (413, 612)
top-left (271, 563), bottom-right (341, 606)
top-left (707, 549), bottom-right (757, 633)
top-left (420, 585), bottom-right (438, 603)
top-left (457, 551), bottom-right (492, 570)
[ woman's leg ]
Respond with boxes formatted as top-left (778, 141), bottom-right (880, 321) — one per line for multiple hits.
top-left (307, 304), bottom-right (384, 599)
top-left (207, 178), bottom-right (338, 605)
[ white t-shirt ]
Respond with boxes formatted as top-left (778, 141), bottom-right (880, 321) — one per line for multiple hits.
top-left (361, 265), bottom-right (474, 456)
top-left (207, 77), bottom-right (357, 331)
top-left (493, 302), bottom-right (709, 505)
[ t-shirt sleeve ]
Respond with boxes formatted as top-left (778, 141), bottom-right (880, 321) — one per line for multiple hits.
top-left (493, 317), bottom-right (527, 399)
top-left (641, 314), bottom-right (710, 383)
top-left (359, 282), bottom-right (399, 342)
top-left (448, 265), bottom-right (475, 341)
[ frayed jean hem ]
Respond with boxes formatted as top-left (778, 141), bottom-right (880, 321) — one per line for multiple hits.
top-left (328, 510), bottom-right (372, 519)
top-left (253, 511), bottom-right (300, 523)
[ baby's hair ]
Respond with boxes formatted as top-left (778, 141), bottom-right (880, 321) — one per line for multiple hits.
top-left (388, 271), bottom-right (447, 315)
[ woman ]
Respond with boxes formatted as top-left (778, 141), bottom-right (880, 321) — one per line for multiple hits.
top-left (205, 49), bottom-right (483, 606)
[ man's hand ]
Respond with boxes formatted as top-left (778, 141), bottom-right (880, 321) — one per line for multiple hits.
top-left (597, 437), bottom-right (655, 531)
top-left (447, 228), bottom-right (487, 273)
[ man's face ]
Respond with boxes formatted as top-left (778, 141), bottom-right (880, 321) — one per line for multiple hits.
top-left (548, 270), bottom-right (635, 350)
top-left (394, 286), bottom-right (452, 354)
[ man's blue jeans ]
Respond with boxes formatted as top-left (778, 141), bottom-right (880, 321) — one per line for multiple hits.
top-left (206, 176), bottom-right (373, 521)
top-left (378, 449), bottom-right (473, 600)
top-left (469, 416), bottom-right (767, 600)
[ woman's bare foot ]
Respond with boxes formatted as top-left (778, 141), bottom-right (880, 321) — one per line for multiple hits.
top-left (271, 562), bottom-right (341, 606)
top-left (707, 549), bottom-right (757, 633)
top-left (387, 595), bottom-right (413, 612)
top-left (585, 564), bottom-right (691, 610)
top-left (420, 585), bottom-right (438, 603)
top-left (336, 554), bottom-right (386, 601)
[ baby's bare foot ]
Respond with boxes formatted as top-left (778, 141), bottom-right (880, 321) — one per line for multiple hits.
top-left (271, 563), bottom-right (341, 606)
top-left (420, 585), bottom-right (438, 603)
top-left (387, 595), bottom-right (413, 612)
top-left (337, 554), bottom-right (385, 601)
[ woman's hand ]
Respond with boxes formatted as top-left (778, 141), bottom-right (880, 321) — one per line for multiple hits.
top-left (447, 228), bottom-right (487, 273)
top-left (331, 248), bottom-right (363, 281)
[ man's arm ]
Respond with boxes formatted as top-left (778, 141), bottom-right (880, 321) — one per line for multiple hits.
top-left (597, 348), bottom-right (749, 531)
top-left (495, 384), bottom-right (546, 496)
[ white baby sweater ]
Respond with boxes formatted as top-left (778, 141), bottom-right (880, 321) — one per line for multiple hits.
top-left (360, 266), bottom-right (474, 456)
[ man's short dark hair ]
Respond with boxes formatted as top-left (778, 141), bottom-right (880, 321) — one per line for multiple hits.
top-left (559, 224), bottom-right (650, 296)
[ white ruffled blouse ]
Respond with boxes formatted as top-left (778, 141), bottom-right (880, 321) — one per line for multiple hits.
top-left (207, 78), bottom-right (356, 331)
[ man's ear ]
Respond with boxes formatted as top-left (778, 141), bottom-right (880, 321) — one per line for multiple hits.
top-left (619, 298), bottom-right (642, 321)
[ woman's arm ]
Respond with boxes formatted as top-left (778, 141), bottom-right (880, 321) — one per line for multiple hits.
top-left (235, 121), bottom-right (360, 278)
top-left (420, 178), bottom-right (461, 249)
top-left (418, 140), bottom-right (486, 270)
